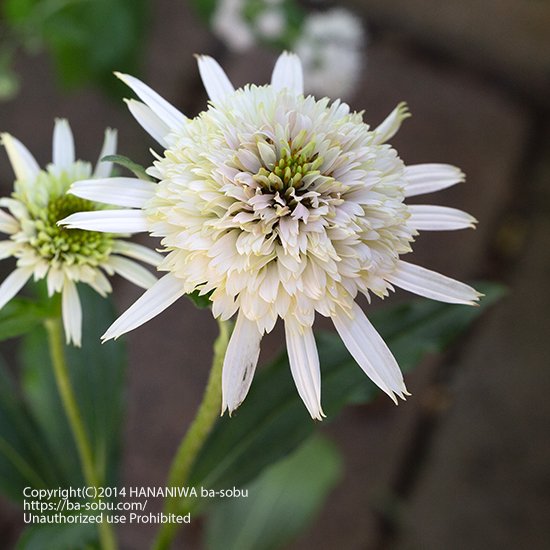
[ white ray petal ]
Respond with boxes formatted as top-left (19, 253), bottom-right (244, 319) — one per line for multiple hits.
top-left (125, 99), bottom-right (170, 147)
top-left (87, 270), bottom-right (112, 297)
top-left (0, 210), bottom-right (20, 234)
top-left (111, 240), bottom-right (163, 266)
top-left (408, 205), bottom-right (477, 231)
top-left (0, 266), bottom-right (34, 310)
top-left (52, 119), bottom-right (75, 169)
top-left (62, 278), bottom-right (82, 347)
top-left (222, 311), bottom-right (262, 415)
top-left (271, 52), bottom-right (304, 95)
top-left (372, 102), bottom-right (410, 145)
top-left (60, 210), bottom-right (148, 233)
top-left (102, 273), bottom-right (185, 341)
top-left (387, 260), bottom-right (482, 305)
top-left (1, 133), bottom-right (40, 182)
top-left (69, 177), bottom-right (156, 208)
top-left (404, 164), bottom-right (465, 197)
top-left (333, 303), bottom-right (409, 403)
top-left (115, 72), bottom-right (187, 131)
top-left (107, 255), bottom-right (157, 289)
top-left (94, 128), bottom-right (118, 178)
top-left (196, 55), bottom-right (235, 103)
top-left (0, 240), bottom-right (19, 259)
top-left (284, 320), bottom-right (324, 420)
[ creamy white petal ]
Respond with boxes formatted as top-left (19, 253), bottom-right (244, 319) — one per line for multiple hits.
top-left (125, 99), bottom-right (170, 147)
top-left (87, 270), bottom-right (112, 297)
top-left (0, 210), bottom-right (19, 234)
top-left (284, 320), bottom-right (324, 419)
top-left (0, 240), bottom-right (19, 259)
top-left (115, 72), bottom-right (187, 131)
top-left (196, 55), bottom-right (235, 104)
top-left (1, 133), bottom-right (40, 182)
top-left (271, 52), bottom-right (304, 95)
top-left (387, 260), bottom-right (481, 305)
top-left (333, 303), bottom-right (408, 403)
top-left (52, 119), bottom-right (75, 169)
top-left (221, 311), bottom-right (262, 415)
top-left (62, 278), bottom-right (82, 347)
top-left (408, 205), bottom-right (477, 231)
top-left (111, 240), bottom-right (163, 266)
top-left (60, 210), bottom-right (148, 233)
top-left (94, 128), bottom-right (118, 178)
top-left (69, 177), bottom-right (156, 208)
top-left (404, 164), bottom-right (465, 197)
top-left (372, 102), bottom-right (410, 145)
top-left (102, 273), bottom-right (186, 341)
top-left (107, 255), bottom-right (157, 289)
top-left (0, 267), bottom-right (34, 310)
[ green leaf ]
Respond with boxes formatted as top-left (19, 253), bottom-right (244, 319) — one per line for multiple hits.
top-left (191, 0), bottom-right (218, 22)
top-left (187, 290), bottom-right (213, 309)
top-left (16, 521), bottom-right (98, 550)
top-left (188, 282), bottom-right (505, 495)
top-left (0, 298), bottom-right (52, 342)
top-left (205, 435), bottom-right (342, 550)
top-left (101, 154), bottom-right (152, 181)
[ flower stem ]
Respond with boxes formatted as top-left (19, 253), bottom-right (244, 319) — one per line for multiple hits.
top-left (152, 318), bottom-right (232, 550)
top-left (45, 317), bottom-right (117, 550)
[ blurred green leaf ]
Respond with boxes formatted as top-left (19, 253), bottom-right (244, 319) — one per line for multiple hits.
top-left (187, 290), bottom-right (213, 309)
top-left (205, 435), bottom-right (342, 550)
top-left (191, 0), bottom-right (218, 22)
top-left (0, 298), bottom-right (52, 342)
top-left (188, 282), bottom-right (505, 497)
top-left (102, 154), bottom-right (152, 181)
top-left (16, 520), bottom-right (98, 550)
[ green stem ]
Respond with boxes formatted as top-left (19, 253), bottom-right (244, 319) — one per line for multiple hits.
top-left (152, 318), bottom-right (232, 550)
top-left (45, 317), bottom-right (117, 550)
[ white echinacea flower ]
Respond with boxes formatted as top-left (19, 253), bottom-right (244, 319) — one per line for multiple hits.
top-left (61, 53), bottom-right (480, 418)
top-left (0, 119), bottom-right (162, 346)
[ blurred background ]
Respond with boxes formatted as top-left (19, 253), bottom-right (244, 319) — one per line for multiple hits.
top-left (0, 0), bottom-right (549, 548)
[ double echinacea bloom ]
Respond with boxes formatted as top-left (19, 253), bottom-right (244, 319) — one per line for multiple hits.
top-left (0, 120), bottom-right (162, 346)
top-left (61, 53), bottom-right (480, 418)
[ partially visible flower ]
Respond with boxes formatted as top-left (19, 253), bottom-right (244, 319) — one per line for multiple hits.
top-left (61, 53), bottom-right (480, 418)
top-left (255, 6), bottom-right (286, 40)
top-left (296, 8), bottom-right (365, 99)
top-left (212, 0), bottom-right (256, 52)
top-left (0, 119), bottom-right (162, 346)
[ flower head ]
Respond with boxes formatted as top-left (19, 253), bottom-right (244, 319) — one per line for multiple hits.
top-left (0, 119), bottom-right (162, 346)
top-left (62, 53), bottom-right (480, 417)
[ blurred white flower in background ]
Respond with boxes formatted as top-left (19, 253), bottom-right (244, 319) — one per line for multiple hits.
top-left (212, 0), bottom-right (256, 52)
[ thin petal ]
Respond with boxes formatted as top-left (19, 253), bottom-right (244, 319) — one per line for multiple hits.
top-left (0, 210), bottom-right (20, 234)
top-left (69, 177), bottom-right (156, 208)
top-left (115, 72), bottom-right (187, 131)
top-left (107, 255), bottom-right (157, 289)
top-left (408, 205), bottom-right (477, 231)
top-left (221, 311), bottom-right (262, 415)
top-left (102, 273), bottom-right (186, 341)
top-left (0, 267), bottom-right (34, 310)
top-left (94, 128), bottom-right (118, 178)
top-left (271, 52), bottom-right (304, 95)
top-left (62, 279), bottom-right (82, 347)
top-left (372, 102), bottom-right (410, 145)
top-left (52, 119), bottom-right (75, 169)
top-left (387, 260), bottom-right (482, 305)
top-left (1, 133), bottom-right (40, 181)
top-left (284, 320), bottom-right (324, 420)
top-left (196, 55), bottom-right (235, 103)
top-left (0, 240), bottom-right (19, 259)
top-left (111, 240), bottom-right (163, 267)
top-left (60, 210), bottom-right (148, 233)
top-left (125, 99), bottom-right (170, 148)
top-left (404, 164), bottom-right (465, 197)
top-left (332, 303), bottom-right (409, 403)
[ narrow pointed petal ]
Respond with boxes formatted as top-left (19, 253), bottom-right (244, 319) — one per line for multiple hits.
top-left (0, 240), bottom-right (20, 259)
top-left (196, 55), bottom-right (235, 103)
top-left (1, 133), bottom-right (40, 181)
top-left (408, 205), bottom-right (477, 231)
top-left (333, 303), bottom-right (409, 403)
top-left (125, 99), bottom-right (170, 147)
top-left (271, 52), bottom-right (304, 95)
top-left (102, 273), bottom-right (185, 341)
top-left (284, 320), bottom-right (324, 420)
top-left (372, 102), bottom-right (410, 145)
top-left (52, 119), bottom-right (75, 169)
top-left (387, 260), bottom-right (482, 305)
top-left (0, 210), bottom-right (19, 234)
top-left (404, 164), bottom-right (465, 197)
top-left (0, 267), bottom-right (34, 310)
top-left (60, 210), bottom-right (148, 233)
top-left (69, 177), bottom-right (156, 208)
top-left (107, 256), bottom-right (157, 289)
top-left (111, 240), bottom-right (163, 267)
top-left (62, 279), bottom-right (82, 347)
top-left (115, 72), bottom-right (187, 131)
top-left (94, 128), bottom-right (118, 178)
top-left (221, 311), bottom-right (262, 415)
